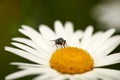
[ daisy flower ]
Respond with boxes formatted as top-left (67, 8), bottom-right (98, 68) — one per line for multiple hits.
top-left (5, 20), bottom-right (120, 80)
top-left (92, 1), bottom-right (120, 31)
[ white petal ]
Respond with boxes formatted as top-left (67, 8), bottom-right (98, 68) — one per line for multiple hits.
top-left (6, 67), bottom-right (55, 80)
top-left (54, 20), bottom-right (72, 48)
top-left (52, 74), bottom-right (72, 80)
top-left (19, 25), bottom-right (53, 53)
top-left (69, 30), bottom-right (83, 47)
top-left (80, 25), bottom-right (94, 50)
top-left (89, 28), bottom-right (115, 54)
top-left (64, 21), bottom-right (74, 39)
top-left (5, 47), bottom-right (49, 65)
top-left (12, 37), bottom-right (37, 49)
top-left (39, 24), bottom-right (57, 40)
top-left (11, 62), bottom-right (41, 66)
top-left (87, 31), bottom-right (103, 54)
top-left (5, 69), bottom-right (41, 80)
top-left (94, 68), bottom-right (120, 80)
top-left (95, 53), bottom-right (120, 67)
top-left (33, 73), bottom-right (60, 80)
top-left (11, 42), bottom-right (50, 60)
top-left (73, 70), bottom-right (99, 80)
top-left (33, 74), bottom-right (51, 80)
top-left (93, 35), bottom-right (120, 58)
top-left (12, 37), bottom-right (50, 57)
top-left (39, 25), bottom-right (57, 50)
top-left (18, 64), bottom-right (50, 69)
top-left (54, 20), bottom-right (67, 39)
top-left (10, 62), bottom-right (49, 69)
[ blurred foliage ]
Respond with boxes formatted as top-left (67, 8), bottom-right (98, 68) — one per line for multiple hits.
top-left (0, 0), bottom-right (119, 80)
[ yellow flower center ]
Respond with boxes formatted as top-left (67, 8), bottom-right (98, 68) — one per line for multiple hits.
top-left (50, 47), bottom-right (94, 74)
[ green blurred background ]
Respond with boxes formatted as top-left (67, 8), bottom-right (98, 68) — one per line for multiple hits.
top-left (0, 0), bottom-right (119, 80)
